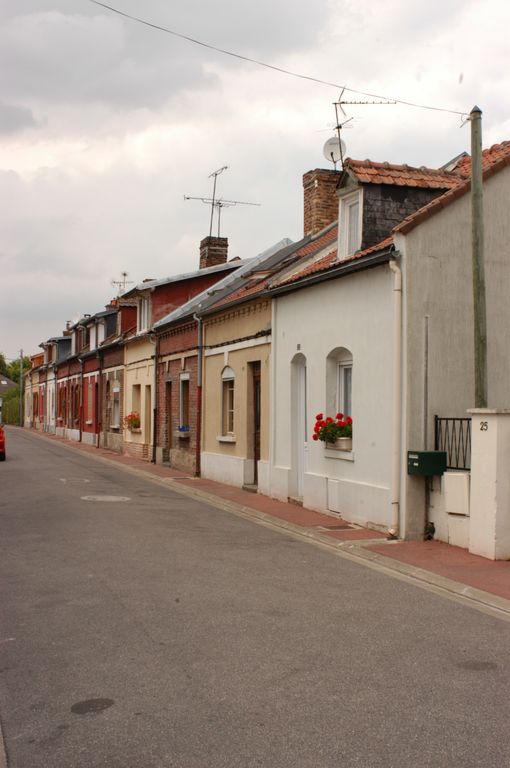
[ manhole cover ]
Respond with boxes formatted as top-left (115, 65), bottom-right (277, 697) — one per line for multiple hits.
top-left (81, 495), bottom-right (131, 502)
top-left (71, 698), bottom-right (114, 716)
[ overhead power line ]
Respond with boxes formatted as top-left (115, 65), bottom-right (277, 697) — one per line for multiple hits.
top-left (87, 0), bottom-right (467, 118)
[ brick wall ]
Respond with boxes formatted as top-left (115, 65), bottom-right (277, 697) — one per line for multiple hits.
top-left (156, 354), bottom-right (199, 475)
top-left (303, 169), bottom-right (340, 236)
top-left (199, 236), bottom-right (228, 269)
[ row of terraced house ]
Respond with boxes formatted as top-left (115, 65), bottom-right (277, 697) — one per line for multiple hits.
top-left (25, 142), bottom-right (510, 555)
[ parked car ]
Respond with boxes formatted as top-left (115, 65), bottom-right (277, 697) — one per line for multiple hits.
top-left (0, 426), bottom-right (5, 461)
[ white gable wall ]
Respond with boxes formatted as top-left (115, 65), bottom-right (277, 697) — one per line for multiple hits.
top-left (400, 164), bottom-right (510, 539)
top-left (270, 265), bottom-right (395, 530)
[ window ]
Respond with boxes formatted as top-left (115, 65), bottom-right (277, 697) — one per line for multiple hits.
top-left (138, 297), bottom-right (150, 332)
top-left (111, 384), bottom-right (120, 428)
top-left (87, 381), bottom-right (93, 423)
top-left (179, 373), bottom-right (190, 428)
top-left (337, 361), bottom-right (352, 417)
top-left (326, 347), bottom-right (353, 419)
top-left (339, 190), bottom-right (362, 259)
top-left (221, 366), bottom-right (235, 435)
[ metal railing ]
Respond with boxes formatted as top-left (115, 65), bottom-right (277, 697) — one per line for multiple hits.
top-left (434, 416), bottom-right (471, 470)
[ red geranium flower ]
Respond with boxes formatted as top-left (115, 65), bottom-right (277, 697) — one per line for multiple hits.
top-left (315, 413), bottom-right (323, 421)
top-left (312, 434), bottom-right (319, 441)
top-left (336, 412), bottom-right (344, 420)
top-left (346, 416), bottom-right (353, 425)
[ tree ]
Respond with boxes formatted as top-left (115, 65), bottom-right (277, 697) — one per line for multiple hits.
top-left (6, 356), bottom-right (31, 385)
top-left (0, 353), bottom-right (8, 377)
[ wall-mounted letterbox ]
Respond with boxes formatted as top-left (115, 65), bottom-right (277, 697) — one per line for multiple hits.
top-left (407, 450), bottom-right (447, 476)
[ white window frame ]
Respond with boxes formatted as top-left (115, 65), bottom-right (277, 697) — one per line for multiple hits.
top-left (221, 366), bottom-right (235, 436)
top-left (179, 372), bottom-right (190, 428)
top-left (337, 358), bottom-right (353, 418)
top-left (138, 296), bottom-right (150, 332)
top-left (339, 189), bottom-right (362, 260)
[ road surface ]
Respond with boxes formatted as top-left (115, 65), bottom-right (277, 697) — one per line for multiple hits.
top-left (0, 427), bottom-right (509, 767)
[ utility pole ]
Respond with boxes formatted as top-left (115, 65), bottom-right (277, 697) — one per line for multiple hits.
top-left (19, 349), bottom-right (23, 427)
top-left (470, 106), bottom-right (487, 408)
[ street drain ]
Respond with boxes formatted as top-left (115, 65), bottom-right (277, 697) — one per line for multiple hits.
top-left (71, 698), bottom-right (114, 716)
top-left (81, 495), bottom-right (131, 502)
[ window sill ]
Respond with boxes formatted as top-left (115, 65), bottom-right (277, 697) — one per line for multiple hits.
top-left (217, 435), bottom-right (236, 443)
top-left (110, 424), bottom-right (120, 431)
top-left (324, 447), bottom-right (354, 461)
top-left (176, 431), bottom-right (190, 440)
top-left (85, 420), bottom-right (93, 425)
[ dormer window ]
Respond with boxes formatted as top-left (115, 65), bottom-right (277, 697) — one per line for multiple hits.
top-left (339, 190), bottom-right (362, 259)
top-left (138, 297), bottom-right (150, 332)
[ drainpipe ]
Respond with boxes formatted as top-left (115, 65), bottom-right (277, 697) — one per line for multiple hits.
top-left (96, 351), bottom-right (103, 449)
top-left (151, 333), bottom-right (158, 464)
top-left (388, 258), bottom-right (403, 538)
top-left (193, 313), bottom-right (203, 477)
top-left (79, 357), bottom-right (84, 442)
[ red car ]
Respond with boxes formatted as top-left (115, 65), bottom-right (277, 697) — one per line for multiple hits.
top-left (0, 426), bottom-right (5, 461)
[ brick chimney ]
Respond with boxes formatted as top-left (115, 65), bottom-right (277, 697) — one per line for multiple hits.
top-left (199, 236), bottom-right (228, 269)
top-left (303, 169), bottom-right (340, 236)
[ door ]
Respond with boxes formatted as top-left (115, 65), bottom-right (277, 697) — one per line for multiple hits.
top-left (252, 362), bottom-right (261, 486)
top-left (165, 381), bottom-right (172, 462)
top-left (290, 354), bottom-right (307, 501)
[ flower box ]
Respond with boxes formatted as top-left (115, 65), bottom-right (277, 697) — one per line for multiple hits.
top-left (327, 437), bottom-right (352, 451)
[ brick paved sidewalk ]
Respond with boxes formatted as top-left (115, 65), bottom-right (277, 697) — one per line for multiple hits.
top-left (38, 430), bottom-right (510, 603)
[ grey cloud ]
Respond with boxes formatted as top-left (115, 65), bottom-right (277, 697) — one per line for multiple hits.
top-left (0, 102), bottom-right (38, 134)
top-left (0, 0), bottom-right (332, 113)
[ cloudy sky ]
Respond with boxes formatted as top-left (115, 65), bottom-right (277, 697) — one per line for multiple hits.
top-left (1, 0), bottom-right (509, 360)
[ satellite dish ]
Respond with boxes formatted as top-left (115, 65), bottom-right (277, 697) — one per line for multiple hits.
top-left (323, 135), bottom-right (346, 165)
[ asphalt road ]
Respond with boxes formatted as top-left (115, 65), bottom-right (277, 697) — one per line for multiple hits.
top-left (0, 427), bottom-right (509, 768)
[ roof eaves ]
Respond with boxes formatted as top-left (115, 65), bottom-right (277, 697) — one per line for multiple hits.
top-left (268, 248), bottom-right (396, 298)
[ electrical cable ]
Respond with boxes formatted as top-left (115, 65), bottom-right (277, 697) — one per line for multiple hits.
top-left (87, 0), bottom-right (467, 117)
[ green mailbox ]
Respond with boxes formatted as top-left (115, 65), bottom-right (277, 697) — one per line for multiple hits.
top-left (407, 450), bottom-right (447, 476)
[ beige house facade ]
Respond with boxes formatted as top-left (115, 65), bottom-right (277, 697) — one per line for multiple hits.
top-left (201, 299), bottom-right (271, 492)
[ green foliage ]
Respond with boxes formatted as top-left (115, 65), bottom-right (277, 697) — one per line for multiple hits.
top-left (2, 393), bottom-right (21, 425)
top-left (0, 353), bottom-right (31, 385)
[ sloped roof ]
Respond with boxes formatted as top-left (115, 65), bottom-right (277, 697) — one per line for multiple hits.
top-left (0, 376), bottom-right (17, 395)
top-left (395, 141), bottom-right (510, 234)
top-left (203, 225), bottom-right (337, 314)
top-left (153, 239), bottom-right (295, 329)
top-left (274, 235), bottom-right (395, 288)
top-left (344, 158), bottom-right (460, 190)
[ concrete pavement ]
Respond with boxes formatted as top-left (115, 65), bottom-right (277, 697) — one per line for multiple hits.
top-left (11, 426), bottom-right (510, 620)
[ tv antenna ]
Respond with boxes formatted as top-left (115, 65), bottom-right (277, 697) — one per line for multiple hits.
top-left (111, 271), bottom-right (134, 295)
top-left (184, 165), bottom-right (260, 237)
top-left (323, 89), bottom-right (396, 170)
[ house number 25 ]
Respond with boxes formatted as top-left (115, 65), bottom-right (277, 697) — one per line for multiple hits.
top-left (480, 421), bottom-right (488, 431)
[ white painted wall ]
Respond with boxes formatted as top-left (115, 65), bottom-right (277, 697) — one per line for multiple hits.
top-left (401, 164), bottom-right (510, 539)
top-left (270, 266), bottom-right (395, 529)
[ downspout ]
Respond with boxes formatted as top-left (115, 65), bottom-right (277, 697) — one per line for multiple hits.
top-left (79, 357), bottom-right (84, 442)
top-left (193, 313), bottom-right (203, 477)
top-left (96, 351), bottom-right (103, 449)
top-left (388, 258), bottom-right (403, 538)
top-left (151, 334), bottom-right (158, 464)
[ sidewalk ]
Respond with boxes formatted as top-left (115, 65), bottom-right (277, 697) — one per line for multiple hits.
top-left (36, 430), bottom-right (510, 617)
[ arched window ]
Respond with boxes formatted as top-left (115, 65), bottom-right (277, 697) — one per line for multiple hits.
top-left (221, 366), bottom-right (235, 435)
top-left (326, 347), bottom-right (353, 419)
